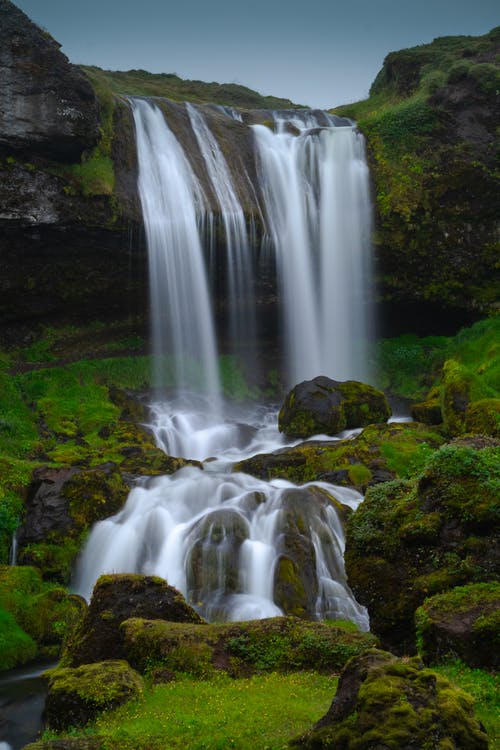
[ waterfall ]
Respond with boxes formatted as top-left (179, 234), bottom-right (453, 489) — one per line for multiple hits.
top-left (186, 103), bottom-right (257, 365)
top-left (254, 113), bottom-right (373, 386)
top-left (73, 100), bottom-right (374, 631)
top-left (131, 98), bottom-right (221, 403)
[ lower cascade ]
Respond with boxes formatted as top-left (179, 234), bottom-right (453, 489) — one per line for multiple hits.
top-left (75, 403), bottom-right (369, 629)
top-left (74, 99), bottom-right (374, 630)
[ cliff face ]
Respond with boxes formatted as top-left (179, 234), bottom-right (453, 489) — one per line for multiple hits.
top-left (0, 0), bottom-right (498, 343)
top-left (0, 0), bottom-right (99, 161)
top-left (335, 28), bottom-right (500, 329)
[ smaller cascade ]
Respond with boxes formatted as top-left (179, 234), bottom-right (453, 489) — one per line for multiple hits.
top-left (131, 98), bottom-right (221, 405)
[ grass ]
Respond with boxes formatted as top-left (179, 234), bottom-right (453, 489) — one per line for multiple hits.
top-left (433, 661), bottom-right (499, 750)
top-left (79, 66), bottom-right (302, 111)
top-left (376, 316), bottom-right (500, 400)
top-left (44, 671), bottom-right (336, 750)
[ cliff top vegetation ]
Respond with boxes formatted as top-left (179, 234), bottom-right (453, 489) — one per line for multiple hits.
top-left (80, 65), bottom-right (302, 110)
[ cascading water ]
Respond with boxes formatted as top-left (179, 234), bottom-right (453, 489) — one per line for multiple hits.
top-left (254, 112), bottom-right (373, 385)
top-left (131, 98), bottom-right (221, 403)
top-left (74, 101), bottom-right (374, 631)
top-left (186, 103), bottom-right (256, 363)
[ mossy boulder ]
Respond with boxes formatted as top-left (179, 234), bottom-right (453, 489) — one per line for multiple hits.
top-left (278, 376), bottom-right (391, 438)
top-left (63, 573), bottom-right (204, 667)
top-left (236, 422), bottom-right (444, 490)
top-left (416, 582), bottom-right (500, 668)
top-left (291, 648), bottom-right (489, 749)
top-left (465, 398), bottom-right (500, 438)
top-left (43, 660), bottom-right (143, 731)
top-left (0, 565), bottom-right (84, 667)
top-left (17, 464), bottom-right (129, 582)
top-left (411, 392), bottom-right (443, 425)
top-left (120, 616), bottom-right (378, 677)
top-left (345, 441), bottom-right (499, 653)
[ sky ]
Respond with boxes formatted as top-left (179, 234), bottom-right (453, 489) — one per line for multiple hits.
top-left (12, 0), bottom-right (499, 109)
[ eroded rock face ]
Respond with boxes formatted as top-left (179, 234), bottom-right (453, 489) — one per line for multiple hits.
top-left (0, 0), bottom-right (99, 161)
top-left (291, 649), bottom-right (489, 749)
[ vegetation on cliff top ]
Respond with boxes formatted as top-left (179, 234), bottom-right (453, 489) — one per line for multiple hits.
top-left (80, 65), bottom-right (302, 110)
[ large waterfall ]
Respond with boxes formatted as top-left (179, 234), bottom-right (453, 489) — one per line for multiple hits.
top-left (73, 99), bottom-right (374, 630)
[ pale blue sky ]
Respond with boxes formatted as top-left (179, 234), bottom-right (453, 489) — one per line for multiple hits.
top-left (13, 0), bottom-right (499, 108)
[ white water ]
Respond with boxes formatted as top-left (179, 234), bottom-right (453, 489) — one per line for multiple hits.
top-left (131, 98), bottom-right (221, 403)
top-left (74, 403), bottom-right (368, 629)
top-left (186, 103), bottom-right (256, 363)
top-left (254, 114), bottom-right (373, 386)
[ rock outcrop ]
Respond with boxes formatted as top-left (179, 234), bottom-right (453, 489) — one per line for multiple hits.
top-left (291, 649), bottom-right (489, 749)
top-left (63, 574), bottom-right (205, 667)
top-left (345, 440), bottom-right (500, 653)
top-left (0, 0), bottom-right (99, 161)
top-left (278, 376), bottom-right (391, 438)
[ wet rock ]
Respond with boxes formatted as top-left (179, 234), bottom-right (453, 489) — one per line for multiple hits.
top-left (17, 464), bottom-right (128, 583)
top-left (43, 660), bottom-right (143, 730)
top-left (291, 648), bottom-right (489, 749)
top-left (63, 573), bottom-right (204, 667)
top-left (416, 582), bottom-right (500, 668)
top-left (278, 376), bottom-right (391, 438)
top-left (0, 0), bottom-right (99, 161)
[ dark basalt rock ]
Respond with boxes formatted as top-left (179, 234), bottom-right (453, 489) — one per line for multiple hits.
top-left (291, 648), bottom-right (489, 749)
top-left (17, 464), bottom-right (129, 583)
top-left (0, 0), bottom-right (99, 161)
top-left (278, 376), bottom-right (391, 438)
top-left (63, 573), bottom-right (205, 667)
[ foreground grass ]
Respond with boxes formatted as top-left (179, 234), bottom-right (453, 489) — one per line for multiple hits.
top-left (434, 662), bottom-right (499, 750)
top-left (45, 672), bottom-right (335, 750)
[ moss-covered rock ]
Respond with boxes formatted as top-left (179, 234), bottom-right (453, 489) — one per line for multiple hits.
top-left (236, 422), bottom-right (444, 490)
top-left (17, 464), bottom-right (129, 583)
top-left (415, 582), bottom-right (500, 668)
top-left (291, 648), bottom-right (489, 749)
top-left (345, 441), bottom-right (499, 653)
top-left (0, 604), bottom-right (37, 670)
top-left (411, 391), bottom-right (443, 425)
top-left (120, 616), bottom-right (377, 677)
top-left (44, 660), bottom-right (144, 731)
top-left (0, 565), bottom-right (84, 667)
top-left (334, 29), bottom-right (500, 322)
top-left (63, 573), bottom-right (204, 667)
top-left (465, 398), bottom-right (500, 438)
top-left (278, 376), bottom-right (391, 438)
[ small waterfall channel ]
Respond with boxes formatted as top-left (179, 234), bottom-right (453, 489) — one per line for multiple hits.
top-left (74, 100), bottom-right (374, 629)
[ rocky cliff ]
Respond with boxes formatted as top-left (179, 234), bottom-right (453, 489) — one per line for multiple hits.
top-left (334, 27), bottom-right (500, 331)
top-left (0, 0), bottom-right (498, 344)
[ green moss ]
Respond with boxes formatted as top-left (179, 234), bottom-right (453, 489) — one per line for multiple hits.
top-left (121, 617), bottom-right (377, 677)
top-left (0, 605), bottom-right (37, 670)
top-left (0, 565), bottom-right (82, 668)
top-left (44, 660), bottom-right (144, 730)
